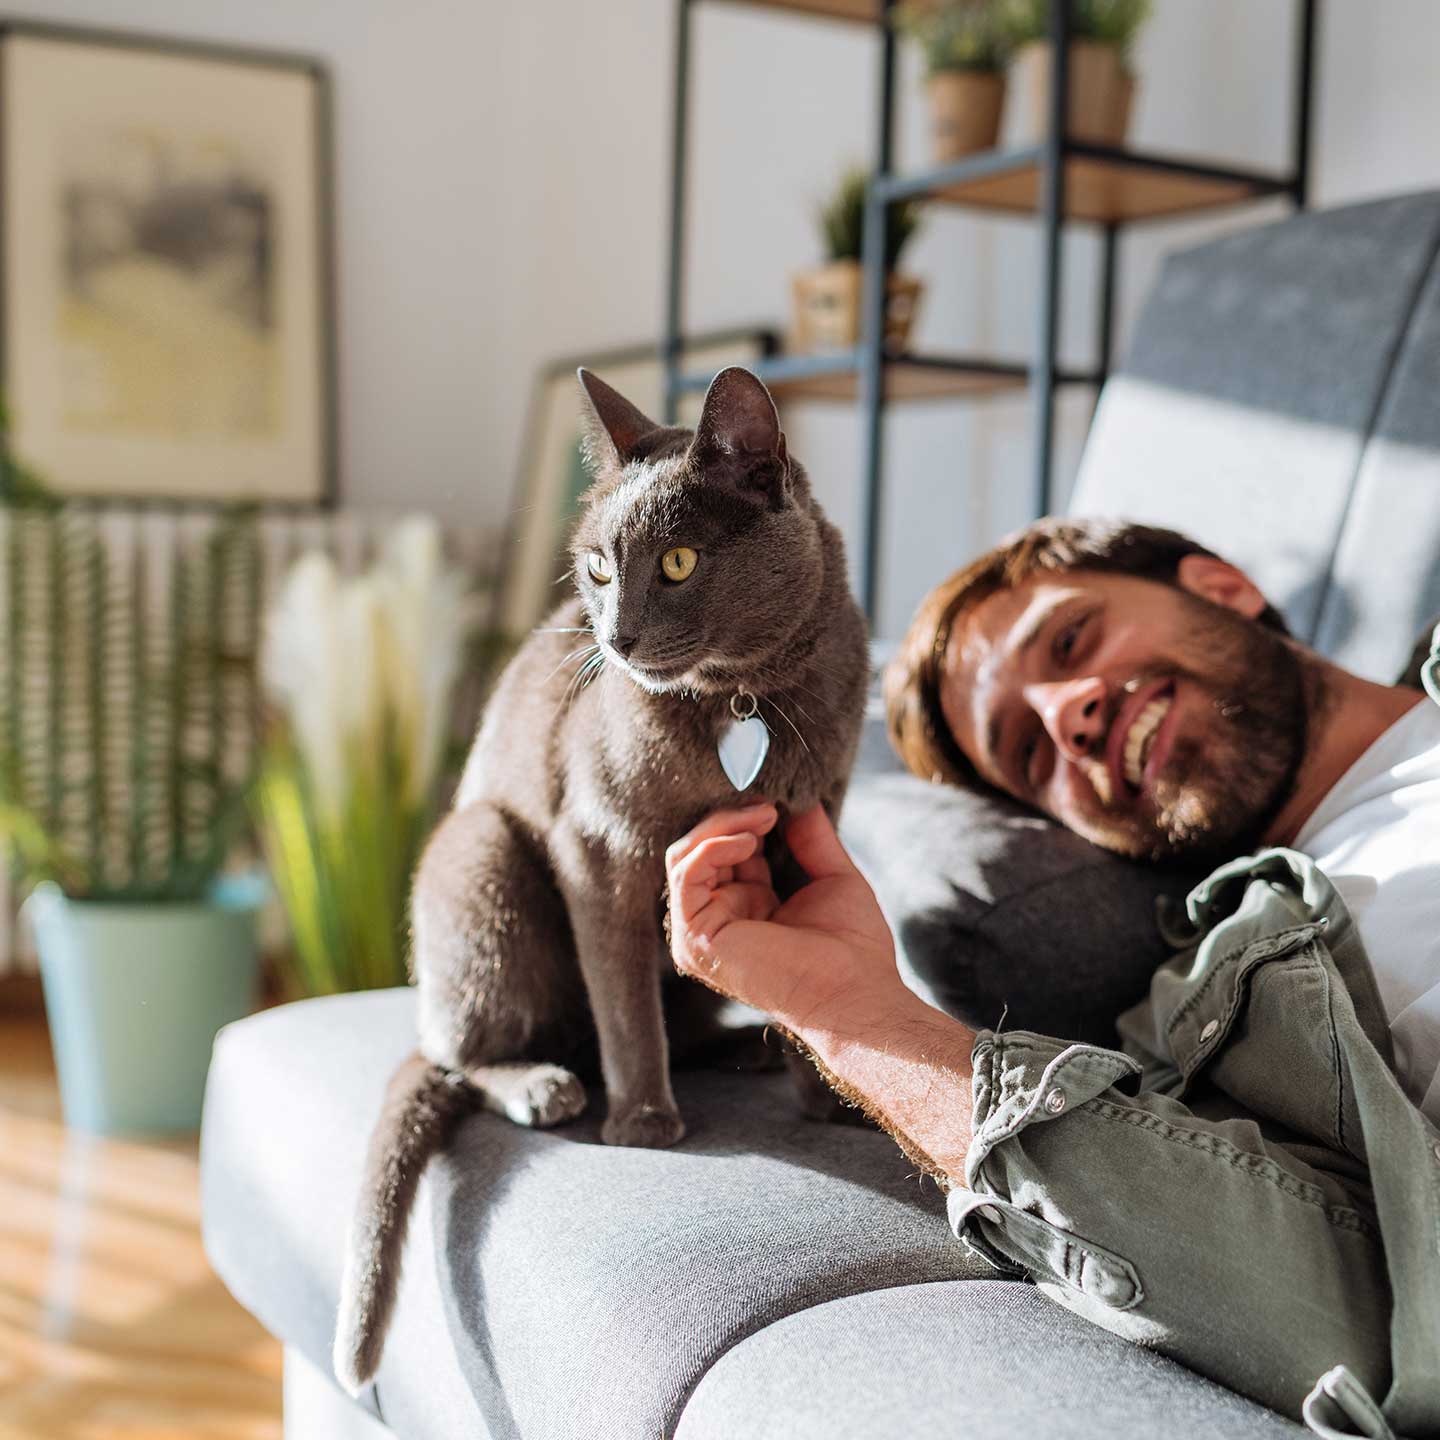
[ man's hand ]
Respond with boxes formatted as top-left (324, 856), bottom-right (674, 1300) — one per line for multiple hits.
top-left (665, 802), bottom-right (899, 1044)
top-left (665, 802), bottom-right (980, 1184)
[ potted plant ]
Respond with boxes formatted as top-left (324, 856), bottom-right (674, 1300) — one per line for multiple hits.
top-left (894, 1), bottom-right (1009, 163)
top-left (1000, 0), bottom-right (1152, 146)
top-left (1, 504), bottom-right (266, 1136)
top-left (791, 166), bottom-right (924, 354)
top-left (254, 516), bottom-right (476, 998)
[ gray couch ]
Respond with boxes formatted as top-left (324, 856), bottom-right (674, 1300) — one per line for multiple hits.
top-left (202, 192), bottom-right (1440, 1439)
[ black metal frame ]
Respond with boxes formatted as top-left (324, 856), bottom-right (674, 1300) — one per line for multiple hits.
top-left (662, 0), bottom-right (1321, 621)
top-left (0, 17), bottom-right (338, 510)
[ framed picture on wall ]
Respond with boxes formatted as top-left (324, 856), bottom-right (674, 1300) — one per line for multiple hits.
top-left (497, 330), bottom-right (777, 642)
top-left (0, 22), bottom-right (335, 504)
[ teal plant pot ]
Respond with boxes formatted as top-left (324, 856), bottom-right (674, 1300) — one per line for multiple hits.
top-left (27, 876), bottom-right (266, 1136)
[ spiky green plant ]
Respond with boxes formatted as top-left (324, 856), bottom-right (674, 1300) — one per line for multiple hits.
top-left (893, 1), bottom-right (1009, 75)
top-left (998, 0), bottom-right (1152, 64)
top-left (254, 726), bottom-right (427, 996)
top-left (254, 519), bottom-right (474, 997)
top-left (819, 165), bottom-right (922, 270)
top-left (0, 500), bottom-right (262, 903)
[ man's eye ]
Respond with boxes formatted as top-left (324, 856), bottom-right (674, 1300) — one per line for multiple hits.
top-left (1022, 735), bottom-right (1041, 787)
top-left (1055, 616), bottom-right (1086, 664)
top-left (1020, 730), bottom-right (1054, 794)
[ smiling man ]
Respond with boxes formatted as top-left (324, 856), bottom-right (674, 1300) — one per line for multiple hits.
top-left (664, 518), bottom-right (1440, 1437)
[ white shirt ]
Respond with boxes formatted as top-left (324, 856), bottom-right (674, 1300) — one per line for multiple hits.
top-left (1294, 696), bottom-right (1440, 1127)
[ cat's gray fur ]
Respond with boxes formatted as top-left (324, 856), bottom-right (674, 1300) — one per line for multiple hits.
top-left (333, 367), bottom-right (869, 1393)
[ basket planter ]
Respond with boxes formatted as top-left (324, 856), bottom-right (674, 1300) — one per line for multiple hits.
top-left (926, 70), bottom-right (1005, 163)
top-left (28, 876), bottom-right (265, 1136)
top-left (1009, 40), bottom-right (1135, 146)
top-left (791, 262), bottom-right (924, 353)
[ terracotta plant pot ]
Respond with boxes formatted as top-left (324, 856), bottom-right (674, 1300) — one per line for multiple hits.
top-left (1009, 39), bottom-right (1135, 146)
top-left (926, 70), bottom-right (1005, 163)
top-left (790, 261), bottom-right (923, 354)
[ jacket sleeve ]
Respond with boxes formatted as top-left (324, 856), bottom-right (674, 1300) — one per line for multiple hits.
top-left (949, 1026), bottom-right (1393, 1426)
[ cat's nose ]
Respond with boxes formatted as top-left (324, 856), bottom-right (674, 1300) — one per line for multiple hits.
top-left (612, 631), bottom-right (639, 657)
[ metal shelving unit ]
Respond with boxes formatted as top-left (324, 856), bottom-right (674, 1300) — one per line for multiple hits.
top-left (662, 0), bottom-right (1320, 620)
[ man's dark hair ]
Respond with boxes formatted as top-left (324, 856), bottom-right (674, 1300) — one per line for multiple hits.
top-left (883, 517), bottom-right (1291, 790)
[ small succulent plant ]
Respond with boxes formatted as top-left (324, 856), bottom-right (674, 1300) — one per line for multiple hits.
top-left (893, 1), bottom-right (1009, 76)
top-left (819, 165), bottom-right (922, 271)
top-left (998, 0), bottom-right (1153, 65)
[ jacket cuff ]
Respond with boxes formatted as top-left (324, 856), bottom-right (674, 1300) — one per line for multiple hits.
top-left (947, 1031), bottom-right (1147, 1311)
top-left (964, 1029), bottom-right (1143, 1189)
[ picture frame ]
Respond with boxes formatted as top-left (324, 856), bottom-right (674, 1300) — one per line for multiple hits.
top-left (0, 21), bottom-right (335, 505)
top-left (496, 331), bottom-right (777, 641)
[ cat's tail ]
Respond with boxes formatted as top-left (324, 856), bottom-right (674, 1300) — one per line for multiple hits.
top-left (333, 1051), bottom-right (470, 1395)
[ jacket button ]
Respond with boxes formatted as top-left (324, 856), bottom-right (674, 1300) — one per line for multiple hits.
top-left (1044, 1088), bottom-right (1067, 1114)
top-left (1200, 1019), bottom-right (1220, 1043)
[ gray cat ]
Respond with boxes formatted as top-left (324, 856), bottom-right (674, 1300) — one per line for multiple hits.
top-left (333, 365), bottom-right (869, 1394)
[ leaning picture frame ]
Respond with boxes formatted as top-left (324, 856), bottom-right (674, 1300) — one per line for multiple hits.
top-left (0, 21), bottom-right (335, 504)
top-left (496, 330), bottom-right (777, 643)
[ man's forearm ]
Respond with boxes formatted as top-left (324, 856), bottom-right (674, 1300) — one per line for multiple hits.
top-left (803, 996), bottom-right (977, 1187)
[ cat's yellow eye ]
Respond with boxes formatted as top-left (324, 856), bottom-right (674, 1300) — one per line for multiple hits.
top-left (661, 547), bottom-right (698, 583)
top-left (586, 552), bottom-right (613, 585)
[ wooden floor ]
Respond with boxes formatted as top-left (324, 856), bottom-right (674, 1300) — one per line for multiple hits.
top-left (0, 1003), bottom-right (282, 1440)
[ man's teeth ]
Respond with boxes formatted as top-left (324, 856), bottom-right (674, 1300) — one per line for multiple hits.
top-left (1122, 696), bottom-right (1171, 788)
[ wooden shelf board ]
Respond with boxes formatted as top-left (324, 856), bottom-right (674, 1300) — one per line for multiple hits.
top-left (763, 358), bottom-right (1027, 404)
top-left (927, 153), bottom-right (1277, 224)
top-left (714, 0), bottom-right (885, 23)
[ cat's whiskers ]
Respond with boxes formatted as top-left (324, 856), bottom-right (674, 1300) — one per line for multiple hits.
top-left (761, 696), bottom-right (811, 755)
top-left (561, 665), bottom-right (587, 709)
top-left (564, 648), bottom-right (608, 708)
top-left (778, 691), bottom-right (818, 727)
top-left (780, 655), bottom-right (852, 690)
top-left (743, 658), bottom-right (829, 722)
top-left (545, 641), bottom-right (601, 685)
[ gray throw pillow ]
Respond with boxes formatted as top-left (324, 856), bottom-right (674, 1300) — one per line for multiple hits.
top-left (841, 773), bottom-right (1201, 1047)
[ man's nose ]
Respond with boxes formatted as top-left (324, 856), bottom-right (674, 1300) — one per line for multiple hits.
top-left (1026, 677), bottom-right (1107, 763)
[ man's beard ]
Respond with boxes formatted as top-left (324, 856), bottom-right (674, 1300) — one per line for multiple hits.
top-left (1075, 598), bottom-right (1309, 864)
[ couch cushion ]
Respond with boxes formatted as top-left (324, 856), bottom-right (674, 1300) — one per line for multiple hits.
top-left (841, 773), bottom-right (1201, 1045)
top-left (201, 989), bottom-right (490, 1439)
top-left (204, 988), bottom-right (996, 1440)
top-left (429, 1040), bottom-right (992, 1439)
top-left (673, 1282), bottom-right (1306, 1440)
top-left (1070, 191), bottom-right (1440, 647)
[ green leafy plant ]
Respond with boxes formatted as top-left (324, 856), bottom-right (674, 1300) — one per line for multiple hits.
top-left (819, 165), bottom-right (922, 271)
top-left (0, 399), bottom-right (59, 510)
top-left (998, 0), bottom-right (1152, 63)
top-left (254, 518), bottom-right (476, 997)
top-left (0, 502), bottom-right (262, 903)
top-left (893, 1), bottom-right (1009, 75)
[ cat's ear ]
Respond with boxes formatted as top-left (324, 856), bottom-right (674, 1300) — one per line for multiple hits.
top-left (689, 367), bottom-right (790, 508)
top-left (577, 368), bottom-right (660, 470)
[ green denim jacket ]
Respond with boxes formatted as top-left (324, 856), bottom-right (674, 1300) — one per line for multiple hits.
top-left (948, 847), bottom-right (1440, 1439)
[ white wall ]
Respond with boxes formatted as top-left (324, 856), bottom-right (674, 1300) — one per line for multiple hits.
top-left (21, 0), bottom-right (1440, 638)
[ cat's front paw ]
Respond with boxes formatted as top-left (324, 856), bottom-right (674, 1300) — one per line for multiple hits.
top-left (602, 1102), bottom-right (686, 1149)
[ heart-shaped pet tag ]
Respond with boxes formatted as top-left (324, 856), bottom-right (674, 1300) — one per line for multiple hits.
top-left (718, 706), bottom-right (769, 791)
